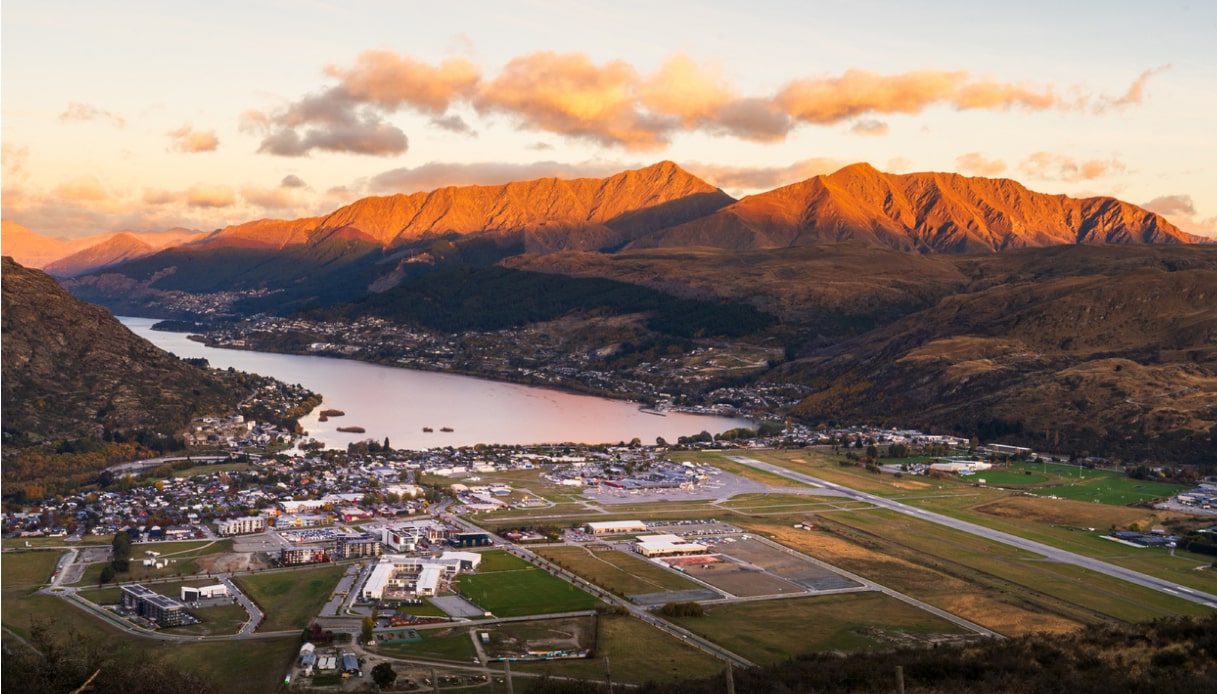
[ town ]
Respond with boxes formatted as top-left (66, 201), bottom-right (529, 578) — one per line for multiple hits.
top-left (7, 407), bottom-right (1217, 692)
top-left (159, 314), bottom-right (806, 416)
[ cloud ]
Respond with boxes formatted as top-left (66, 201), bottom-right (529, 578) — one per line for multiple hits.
top-left (684, 157), bottom-right (849, 193)
top-left (59, 102), bottom-right (126, 127)
top-left (886, 157), bottom-right (914, 173)
top-left (474, 51), bottom-right (673, 151)
top-left (185, 184), bottom-right (236, 208)
top-left (1018, 152), bottom-right (1125, 182)
top-left (368, 160), bottom-right (629, 193)
top-left (430, 114), bottom-right (476, 135)
top-left (168, 125), bottom-right (219, 153)
top-left (955, 152), bottom-right (1007, 176)
top-left (255, 109), bottom-right (408, 156)
top-left (241, 185), bottom-right (299, 209)
top-left (280, 174), bottom-right (307, 188)
top-left (324, 50), bottom-right (479, 113)
top-left (251, 50), bottom-right (1164, 155)
top-left (1141, 194), bottom-right (1196, 217)
top-left (1141, 193), bottom-right (1217, 239)
top-left (850, 119), bottom-right (889, 136)
top-left (246, 50), bottom-right (478, 157)
top-left (1098, 65), bottom-right (1171, 111)
top-left (2, 143), bottom-right (30, 180)
top-left (53, 177), bottom-right (115, 207)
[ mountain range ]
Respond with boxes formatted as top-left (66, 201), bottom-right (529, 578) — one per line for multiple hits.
top-left (8, 162), bottom-right (1217, 462)
top-left (8, 161), bottom-right (1203, 280)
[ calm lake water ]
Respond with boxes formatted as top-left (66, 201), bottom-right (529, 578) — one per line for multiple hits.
top-left (121, 317), bottom-right (752, 450)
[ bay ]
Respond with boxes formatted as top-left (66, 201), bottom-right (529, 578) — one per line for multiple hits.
top-left (121, 317), bottom-right (753, 450)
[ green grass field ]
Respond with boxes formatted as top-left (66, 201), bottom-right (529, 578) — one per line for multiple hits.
top-left (475, 549), bottom-right (534, 572)
top-left (233, 564), bottom-right (346, 632)
top-left (534, 546), bottom-right (702, 596)
top-left (456, 560), bottom-right (599, 618)
top-left (1028, 476), bottom-right (1185, 505)
top-left (970, 470), bottom-right (1050, 485)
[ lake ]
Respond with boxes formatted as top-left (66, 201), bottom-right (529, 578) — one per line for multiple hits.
top-left (121, 317), bottom-right (753, 450)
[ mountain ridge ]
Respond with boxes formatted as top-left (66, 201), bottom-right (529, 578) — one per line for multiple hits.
top-left (18, 161), bottom-right (1202, 279)
top-left (625, 163), bottom-right (1199, 253)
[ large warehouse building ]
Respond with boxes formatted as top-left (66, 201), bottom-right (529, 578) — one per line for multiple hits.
top-left (634, 534), bottom-right (709, 558)
top-left (585, 520), bottom-right (647, 535)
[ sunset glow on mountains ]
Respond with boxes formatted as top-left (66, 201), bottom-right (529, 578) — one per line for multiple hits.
top-left (3, 1), bottom-right (1215, 241)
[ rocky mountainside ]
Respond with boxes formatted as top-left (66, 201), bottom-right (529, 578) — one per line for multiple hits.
top-left (1, 256), bottom-right (241, 445)
top-left (192, 160), bottom-right (735, 254)
top-left (626, 163), bottom-right (1199, 253)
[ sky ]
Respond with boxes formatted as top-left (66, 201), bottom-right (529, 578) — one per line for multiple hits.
top-left (3, 0), bottom-right (1216, 240)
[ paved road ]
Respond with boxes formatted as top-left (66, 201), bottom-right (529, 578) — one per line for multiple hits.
top-left (218, 575), bottom-right (264, 635)
top-left (728, 456), bottom-right (1217, 610)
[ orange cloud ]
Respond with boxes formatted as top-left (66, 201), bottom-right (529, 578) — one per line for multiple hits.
top-left (955, 152), bottom-right (1007, 176)
top-left (53, 177), bottom-right (114, 206)
top-left (1098, 65), bottom-right (1171, 111)
top-left (58, 102), bottom-right (126, 127)
top-left (185, 184), bottom-right (236, 208)
top-left (168, 125), bottom-right (219, 153)
top-left (474, 51), bottom-right (671, 150)
top-left (776, 69), bottom-right (968, 123)
top-left (325, 50), bottom-right (479, 113)
top-left (251, 50), bottom-right (1163, 155)
top-left (639, 54), bottom-right (736, 127)
top-left (142, 188), bottom-right (178, 205)
top-left (241, 186), bottom-right (300, 209)
top-left (1019, 152), bottom-right (1125, 182)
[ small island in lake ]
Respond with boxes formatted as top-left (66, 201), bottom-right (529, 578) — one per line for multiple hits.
top-left (318, 408), bottom-right (345, 422)
top-left (337, 425), bottom-right (365, 433)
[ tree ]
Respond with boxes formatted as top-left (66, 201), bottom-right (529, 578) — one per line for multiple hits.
top-left (361, 616), bottom-right (375, 644)
top-left (371, 662), bottom-right (397, 689)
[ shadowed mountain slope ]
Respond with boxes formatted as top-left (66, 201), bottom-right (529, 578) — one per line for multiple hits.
top-left (1, 257), bottom-right (241, 445)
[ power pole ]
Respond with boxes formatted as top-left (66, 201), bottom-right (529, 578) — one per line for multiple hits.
top-left (896, 665), bottom-right (905, 694)
top-left (725, 662), bottom-right (735, 694)
top-left (431, 668), bottom-right (439, 694)
top-left (504, 660), bottom-right (514, 694)
top-left (604, 656), bottom-right (612, 692)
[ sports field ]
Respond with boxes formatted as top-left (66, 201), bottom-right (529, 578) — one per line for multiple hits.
top-left (455, 553), bottom-right (599, 618)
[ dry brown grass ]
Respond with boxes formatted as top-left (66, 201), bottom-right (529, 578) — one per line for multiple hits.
top-left (970, 495), bottom-right (1184, 530)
